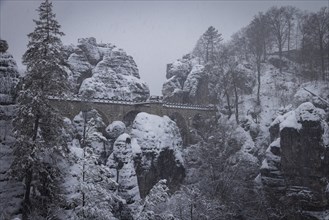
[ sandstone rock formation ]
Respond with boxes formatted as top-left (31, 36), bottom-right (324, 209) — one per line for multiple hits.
top-left (162, 55), bottom-right (210, 105)
top-left (64, 37), bottom-right (150, 101)
top-left (107, 133), bottom-right (141, 204)
top-left (106, 121), bottom-right (126, 140)
top-left (0, 40), bottom-right (19, 103)
top-left (130, 112), bottom-right (185, 198)
top-left (162, 54), bottom-right (255, 105)
top-left (261, 102), bottom-right (329, 218)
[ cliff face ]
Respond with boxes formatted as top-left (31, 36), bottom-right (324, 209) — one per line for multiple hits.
top-left (162, 55), bottom-right (210, 105)
top-left (261, 102), bottom-right (329, 217)
top-left (130, 112), bottom-right (185, 198)
top-left (0, 40), bottom-right (19, 104)
top-left (105, 112), bottom-right (185, 200)
top-left (162, 54), bottom-right (255, 105)
top-left (64, 37), bottom-right (150, 101)
top-left (107, 133), bottom-right (141, 204)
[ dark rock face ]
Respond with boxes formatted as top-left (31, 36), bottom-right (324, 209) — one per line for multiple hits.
top-left (0, 40), bottom-right (9, 52)
top-left (280, 121), bottom-right (327, 209)
top-left (261, 102), bottom-right (329, 218)
top-left (134, 148), bottom-right (185, 198)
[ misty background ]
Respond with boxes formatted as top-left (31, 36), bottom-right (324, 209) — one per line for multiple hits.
top-left (1, 0), bottom-right (327, 95)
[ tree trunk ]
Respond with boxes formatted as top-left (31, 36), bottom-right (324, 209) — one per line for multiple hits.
top-left (319, 34), bottom-right (325, 81)
top-left (233, 81), bottom-right (239, 124)
top-left (225, 90), bottom-right (232, 119)
top-left (257, 62), bottom-right (261, 104)
top-left (279, 39), bottom-right (283, 73)
top-left (287, 22), bottom-right (291, 58)
top-left (263, 40), bottom-right (267, 62)
top-left (22, 169), bottom-right (33, 220)
top-left (32, 116), bottom-right (39, 142)
top-left (22, 115), bottom-right (40, 219)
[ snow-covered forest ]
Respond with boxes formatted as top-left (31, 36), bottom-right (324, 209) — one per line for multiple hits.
top-left (1, 1), bottom-right (329, 219)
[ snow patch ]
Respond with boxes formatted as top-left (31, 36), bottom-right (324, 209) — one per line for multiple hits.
top-left (130, 112), bottom-right (184, 165)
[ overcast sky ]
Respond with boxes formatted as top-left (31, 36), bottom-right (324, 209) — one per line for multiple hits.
top-left (1, 0), bottom-right (328, 95)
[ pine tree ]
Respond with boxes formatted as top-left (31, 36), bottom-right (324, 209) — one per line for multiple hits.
top-left (70, 109), bottom-right (121, 220)
top-left (138, 179), bottom-right (171, 220)
top-left (193, 26), bottom-right (223, 63)
top-left (10, 0), bottom-right (68, 219)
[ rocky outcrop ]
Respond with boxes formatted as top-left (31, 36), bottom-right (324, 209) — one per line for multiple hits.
top-left (64, 37), bottom-right (150, 101)
top-left (130, 112), bottom-right (185, 198)
top-left (162, 54), bottom-right (255, 105)
top-left (294, 81), bottom-right (329, 110)
top-left (107, 133), bottom-right (141, 204)
top-left (183, 65), bottom-right (209, 103)
top-left (106, 121), bottom-right (126, 140)
top-left (0, 40), bottom-right (9, 53)
top-left (261, 102), bottom-right (329, 218)
top-left (162, 55), bottom-right (210, 105)
top-left (0, 40), bottom-right (19, 103)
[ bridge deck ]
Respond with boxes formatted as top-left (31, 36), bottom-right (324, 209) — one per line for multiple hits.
top-left (48, 96), bottom-right (217, 111)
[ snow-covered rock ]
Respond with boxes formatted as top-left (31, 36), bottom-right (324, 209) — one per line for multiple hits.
top-left (162, 76), bottom-right (183, 100)
top-left (131, 113), bottom-right (183, 163)
top-left (77, 37), bottom-right (101, 65)
top-left (130, 112), bottom-right (185, 197)
top-left (67, 51), bottom-right (92, 90)
top-left (162, 54), bottom-right (210, 104)
top-left (0, 40), bottom-right (19, 103)
top-left (107, 48), bottom-right (140, 79)
top-left (162, 53), bottom-right (256, 105)
top-left (64, 37), bottom-right (150, 101)
top-left (183, 64), bottom-right (205, 98)
top-left (261, 102), bottom-right (329, 211)
top-left (79, 57), bottom-right (149, 100)
top-left (107, 133), bottom-right (141, 203)
top-left (270, 102), bottom-right (325, 133)
top-left (166, 59), bottom-right (191, 79)
top-left (106, 121), bottom-right (126, 140)
top-left (294, 81), bottom-right (329, 110)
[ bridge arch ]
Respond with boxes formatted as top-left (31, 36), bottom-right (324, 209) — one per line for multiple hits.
top-left (192, 113), bottom-right (203, 129)
top-left (168, 112), bottom-right (189, 146)
top-left (88, 107), bottom-right (109, 126)
top-left (123, 110), bottom-right (141, 127)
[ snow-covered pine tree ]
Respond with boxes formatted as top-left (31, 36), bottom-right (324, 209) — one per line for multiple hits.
top-left (70, 109), bottom-right (121, 220)
top-left (10, 0), bottom-right (68, 219)
top-left (193, 26), bottom-right (223, 63)
top-left (137, 179), bottom-right (173, 220)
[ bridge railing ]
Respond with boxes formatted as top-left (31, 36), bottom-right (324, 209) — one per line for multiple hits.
top-left (48, 95), bottom-right (216, 111)
top-left (163, 103), bottom-right (216, 111)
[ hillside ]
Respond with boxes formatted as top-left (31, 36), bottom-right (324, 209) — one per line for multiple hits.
top-left (1, 1), bottom-right (329, 219)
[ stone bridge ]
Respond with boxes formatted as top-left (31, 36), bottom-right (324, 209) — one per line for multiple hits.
top-left (49, 96), bottom-right (217, 145)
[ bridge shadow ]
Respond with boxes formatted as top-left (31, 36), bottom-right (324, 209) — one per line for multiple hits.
top-left (168, 112), bottom-right (189, 146)
top-left (123, 110), bottom-right (141, 127)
